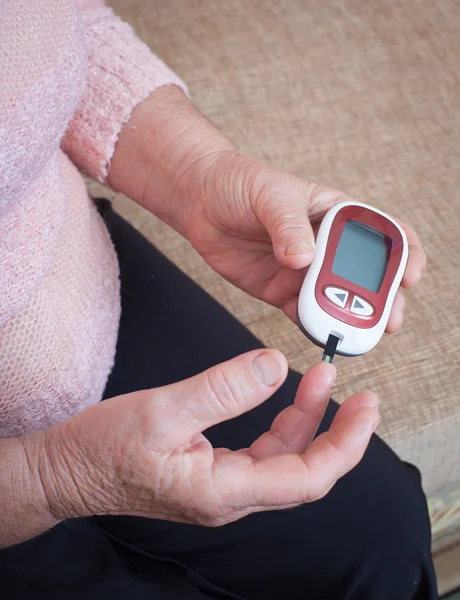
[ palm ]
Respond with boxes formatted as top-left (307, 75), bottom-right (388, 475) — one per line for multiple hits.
top-left (186, 180), bottom-right (343, 322)
top-left (146, 361), bottom-right (379, 526)
top-left (189, 220), bottom-right (305, 321)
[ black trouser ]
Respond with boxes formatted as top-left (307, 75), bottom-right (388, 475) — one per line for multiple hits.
top-left (1, 200), bottom-right (438, 599)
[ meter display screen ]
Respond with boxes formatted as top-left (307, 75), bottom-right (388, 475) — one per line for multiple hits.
top-left (332, 220), bottom-right (392, 292)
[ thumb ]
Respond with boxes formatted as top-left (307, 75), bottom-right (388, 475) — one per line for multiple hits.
top-left (252, 176), bottom-right (317, 270)
top-left (154, 350), bottom-right (288, 447)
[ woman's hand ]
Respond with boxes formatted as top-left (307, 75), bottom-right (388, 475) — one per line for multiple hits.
top-left (33, 351), bottom-right (379, 526)
top-left (183, 151), bottom-right (426, 327)
top-left (108, 87), bottom-right (426, 329)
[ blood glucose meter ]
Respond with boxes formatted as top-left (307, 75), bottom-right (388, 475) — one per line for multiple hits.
top-left (297, 201), bottom-right (408, 358)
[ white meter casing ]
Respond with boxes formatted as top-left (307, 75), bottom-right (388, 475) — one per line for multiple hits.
top-left (297, 202), bottom-right (409, 357)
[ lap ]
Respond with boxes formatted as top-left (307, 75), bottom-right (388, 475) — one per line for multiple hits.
top-left (0, 201), bottom-right (437, 600)
top-left (98, 200), bottom-right (437, 600)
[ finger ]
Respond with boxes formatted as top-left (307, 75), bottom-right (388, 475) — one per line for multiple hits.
top-left (254, 191), bottom-right (316, 270)
top-left (385, 288), bottom-right (405, 333)
top-left (300, 405), bottom-right (379, 502)
top-left (262, 266), bottom-right (306, 308)
top-left (153, 349), bottom-right (288, 448)
top-left (394, 220), bottom-right (427, 289)
top-left (249, 362), bottom-right (336, 459)
top-left (307, 183), bottom-right (350, 221)
top-left (328, 390), bottom-right (379, 431)
top-left (282, 298), bottom-right (298, 323)
top-left (217, 406), bottom-right (379, 508)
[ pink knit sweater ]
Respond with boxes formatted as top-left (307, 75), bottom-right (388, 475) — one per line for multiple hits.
top-left (0, 1), bottom-right (186, 437)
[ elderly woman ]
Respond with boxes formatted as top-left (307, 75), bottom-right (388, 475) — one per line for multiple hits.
top-left (0, 1), bottom-right (436, 599)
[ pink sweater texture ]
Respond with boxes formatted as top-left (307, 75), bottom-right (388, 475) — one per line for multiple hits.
top-left (0, 0), bottom-right (186, 436)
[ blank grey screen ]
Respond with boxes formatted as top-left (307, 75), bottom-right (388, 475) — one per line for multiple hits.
top-left (332, 220), bottom-right (391, 292)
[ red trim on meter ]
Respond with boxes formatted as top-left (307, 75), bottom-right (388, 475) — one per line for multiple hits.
top-left (314, 205), bottom-right (404, 329)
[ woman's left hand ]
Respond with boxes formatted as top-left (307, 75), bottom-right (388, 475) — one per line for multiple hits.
top-left (108, 87), bottom-right (426, 332)
top-left (183, 150), bottom-right (426, 329)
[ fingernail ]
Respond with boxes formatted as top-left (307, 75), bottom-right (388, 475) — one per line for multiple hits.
top-left (285, 240), bottom-right (314, 255)
top-left (253, 352), bottom-right (283, 386)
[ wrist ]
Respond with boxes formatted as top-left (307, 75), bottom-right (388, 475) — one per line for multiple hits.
top-left (20, 424), bottom-right (98, 522)
top-left (108, 85), bottom-right (234, 237)
top-left (8, 431), bottom-right (64, 536)
top-left (18, 430), bottom-right (72, 523)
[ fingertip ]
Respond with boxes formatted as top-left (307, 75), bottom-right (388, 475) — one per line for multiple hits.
top-left (358, 390), bottom-right (380, 409)
top-left (401, 246), bottom-right (427, 288)
top-left (279, 245), bottom-right (315, 270)
top-left (316, 360), bottom-right (337, 385)
top-left (386, 290), bottom-right (405, 333)
top-left (329, 390), bottom-right (379, 433)
top-left (401, 271), bottom-right (420, 289)
top-left (385, 310), bottom-right (404, 333)
top-left (400, 277), bottom-right (413, 290)
top-left (296, 361), bottom-right (336, 399)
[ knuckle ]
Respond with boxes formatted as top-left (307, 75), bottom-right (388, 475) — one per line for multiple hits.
top-left (301, 440), bottom-right (344, 503)
top-left (269, 426), bottom-right (289, 453)
top-left (203, 365), bottom-right (246, 417)
top-left (248, 166), bottom-right (306, 213)
top-left (133, 390), bottom-right (165, 441)
top-left (306, 181), bottom-right (325, 201)
top-left (307, 182), bottom-right (331, 206)
top-left (301, 466), bottom-right (334, 503)
top-left (271, 211), bottom-right (310, 236)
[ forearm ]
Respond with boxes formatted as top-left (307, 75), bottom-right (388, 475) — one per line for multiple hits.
top-left (107, 85), bottom-right (234, 236)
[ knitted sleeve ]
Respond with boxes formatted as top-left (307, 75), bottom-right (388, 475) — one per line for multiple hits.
top-left (61, 0), bottom-right (188, 182)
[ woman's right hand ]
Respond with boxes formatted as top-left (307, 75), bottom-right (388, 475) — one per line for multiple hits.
top-left (30, 350), bottom-right (379, 526)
